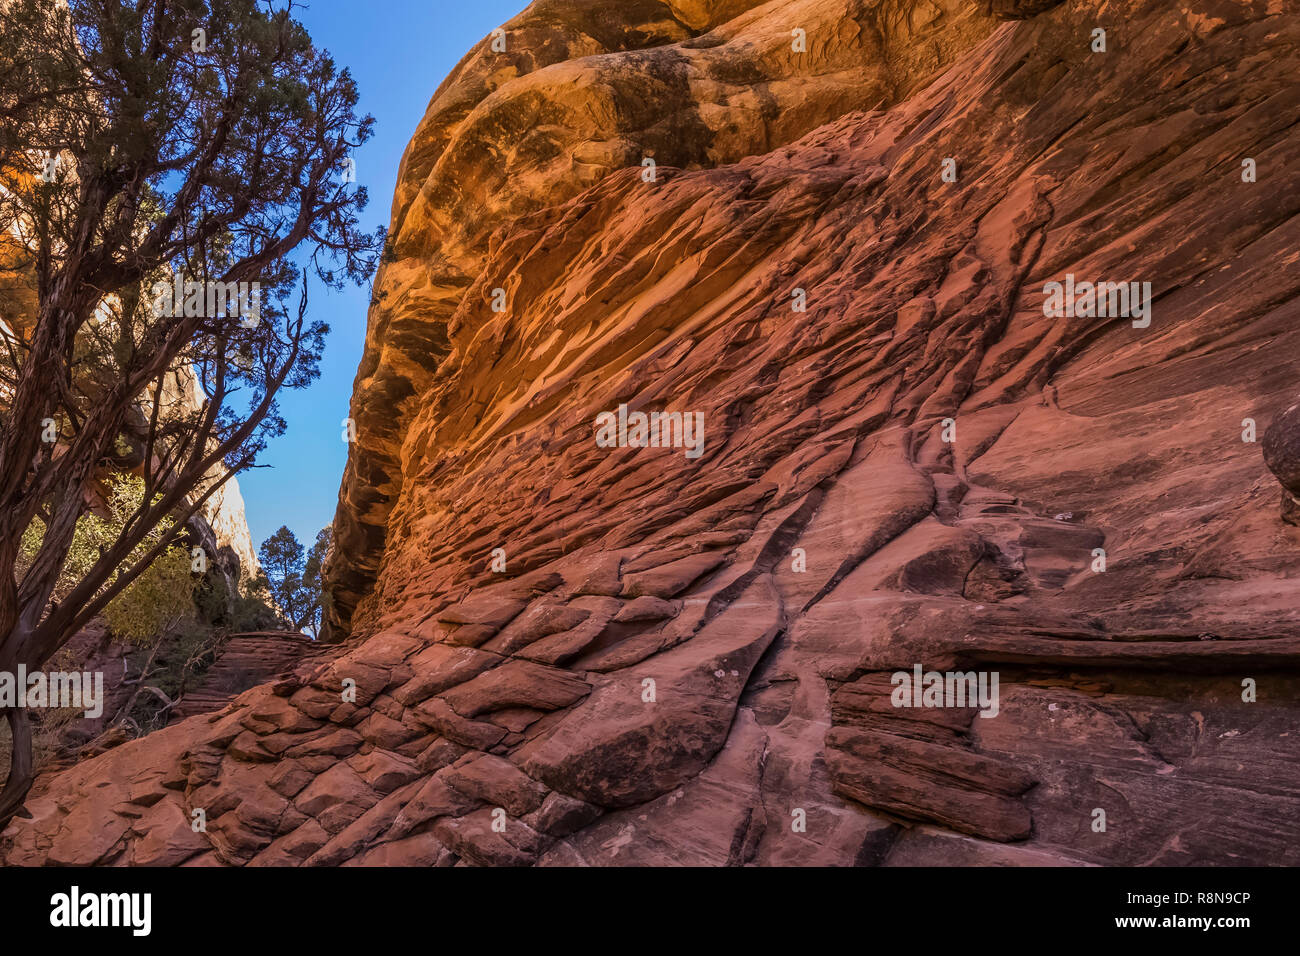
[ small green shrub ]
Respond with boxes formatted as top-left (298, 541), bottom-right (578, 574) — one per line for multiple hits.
top-left (18, 473), bottom-right (194, 641)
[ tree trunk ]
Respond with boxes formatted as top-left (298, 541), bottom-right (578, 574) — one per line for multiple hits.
top-left (0, 706), bottom-right (34, 835)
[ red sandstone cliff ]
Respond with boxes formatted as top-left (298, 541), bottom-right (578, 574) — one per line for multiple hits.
top-left (5, 0), bottom-right (1300, 866)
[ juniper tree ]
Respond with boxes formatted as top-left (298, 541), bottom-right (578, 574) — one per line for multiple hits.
top-left (258, 524), bottom-right (304, 629)
top-left (0, 0), bottom-right (382, 829)
top-left (257, 525), bottom-right (330, 633)
top-left (302, 526), bottom-right (331, 635)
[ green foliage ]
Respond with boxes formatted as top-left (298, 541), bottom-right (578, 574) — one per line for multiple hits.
top-left (103, 545), bottom-right (194, 644)
top-left (303, 527), bottom-right (332, 635)
top-left (0, 1), bottom-right (384, 828)
top-left (259, 524), bottom-right (329, 632)
top-left (18, 474), bottom-right (195, 644)
top-left (195, 568), bottom-right (283, 632)
top-left (0, 0), bottom-right (383, 650)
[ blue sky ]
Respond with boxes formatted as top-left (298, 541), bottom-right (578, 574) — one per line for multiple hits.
top-left (238, 0), bottom-right (526, 555)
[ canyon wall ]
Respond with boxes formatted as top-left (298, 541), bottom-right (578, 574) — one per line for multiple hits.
top-left (6, 0), bottom-right (1300, 866)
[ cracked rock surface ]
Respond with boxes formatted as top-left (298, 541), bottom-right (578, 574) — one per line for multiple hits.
top-left (5, 0), bottom-right (1300, 866)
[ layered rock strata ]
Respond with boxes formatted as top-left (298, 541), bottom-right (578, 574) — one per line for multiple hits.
top-left (5, 0), bottom-right (1300, 866)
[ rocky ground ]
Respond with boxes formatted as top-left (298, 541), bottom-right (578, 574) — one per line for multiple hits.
top-left (167, 633), bottom-right (329, 722)
top-left (4, 0), bottom-right (1300, 866)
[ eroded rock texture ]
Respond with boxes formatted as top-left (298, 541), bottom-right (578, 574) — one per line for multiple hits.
top-left (6, 0), bottom-right (1300, 866)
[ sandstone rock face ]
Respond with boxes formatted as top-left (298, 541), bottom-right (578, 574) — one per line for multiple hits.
top-left (169, 632), bottom-right (330, 721)
top-left (193, 469), bottom-right (258, 582)
top-left (7, 0), bottom-right (1300, 866)
top-left (1263, 400), bottom-right (1300, 524)
top-left (325, 0), bottom-right (1001, 628)
top-left (165, 367), bottom-right (260, 581)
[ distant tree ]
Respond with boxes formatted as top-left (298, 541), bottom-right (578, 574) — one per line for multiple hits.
top-left (0, 0), bottom-right (383, 830)
top-left (258, 525), bottom-right (307, 630)
top-left (302, 527), bottom-right (331, 636)
top-left (258, 525), bottom-right (329, 634)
